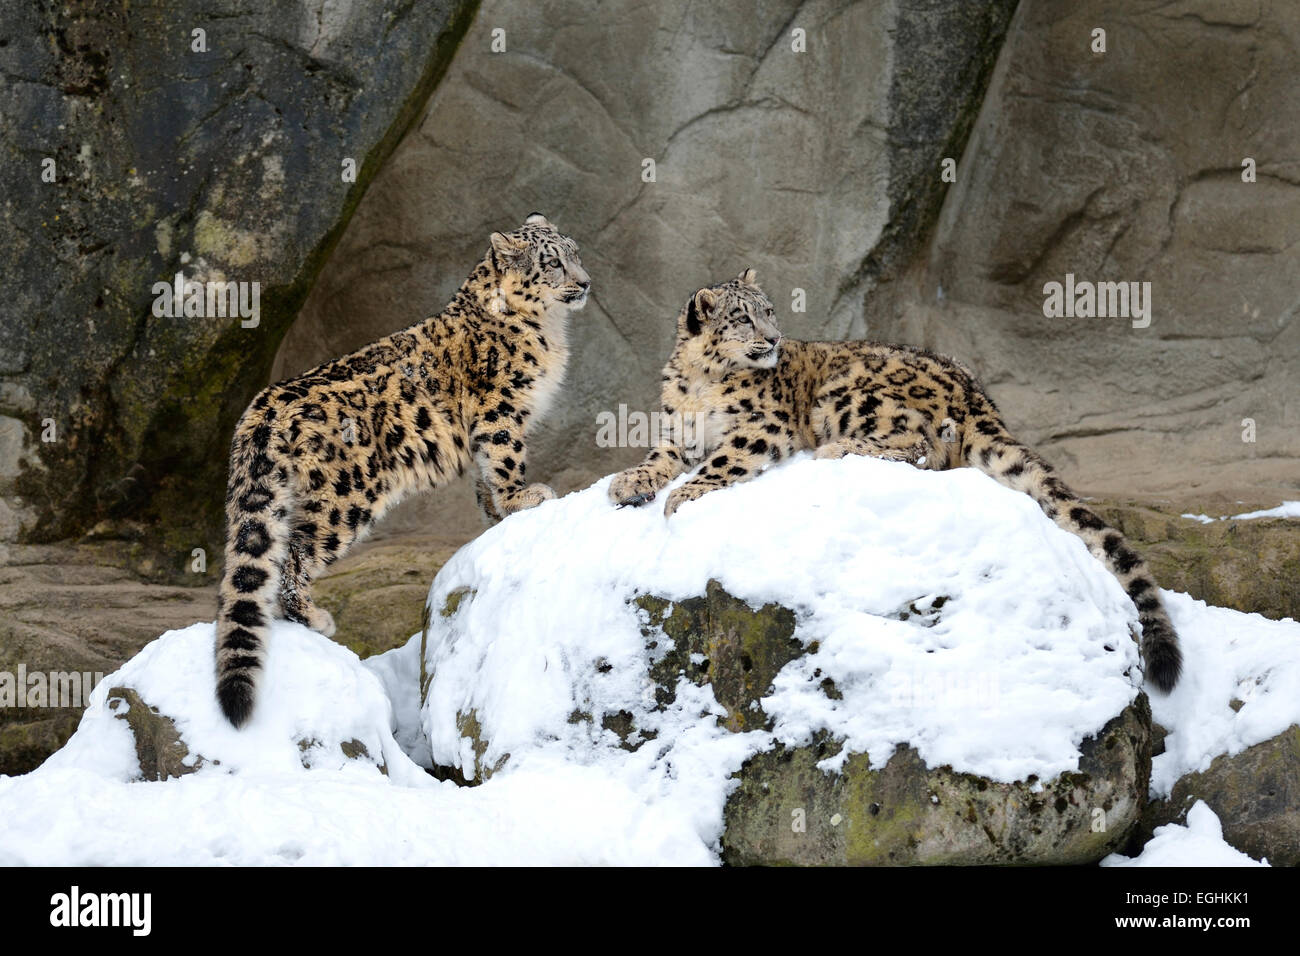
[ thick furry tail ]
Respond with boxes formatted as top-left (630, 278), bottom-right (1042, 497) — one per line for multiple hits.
top-left (965, 426), bottom-right (1182, 692)
top-left (215, 420), bottom-right (291, 727)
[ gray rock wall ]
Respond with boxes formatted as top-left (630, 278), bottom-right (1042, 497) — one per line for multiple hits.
top-left (0, 0), bottom-right (478, 554)
top-left (874, 0), bottom-right (1300, 499)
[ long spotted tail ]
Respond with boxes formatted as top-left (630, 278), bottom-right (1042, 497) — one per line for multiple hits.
top-left (215, 422), bottom-right (291, 726)
top-left (966, 427), bottom-right (1182, 692)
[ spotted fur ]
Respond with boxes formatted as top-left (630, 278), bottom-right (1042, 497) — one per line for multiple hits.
top-left (216, 214), bottom-right (590, 727)
top-left (610, 271), bottom-right (1182, 693)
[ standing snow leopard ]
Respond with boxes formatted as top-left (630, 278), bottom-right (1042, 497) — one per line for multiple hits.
top-left (610, 270), bottom-right (1182, 693)
top-left (216, 214), bottom-right (590, 727)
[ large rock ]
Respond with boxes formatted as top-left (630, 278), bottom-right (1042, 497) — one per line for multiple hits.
top-left (1094, 501), bottom-right (1300, 622)
top-left (646, 584), bottom-right (1152, 866)
top-left (419, 458), bottom-right (1153, 864)
top-left (1140, 724), bottom-right (1299, 866)
top-left (886, 0), bottom-right (1300, 502)
top-left (0, 0), bottom-right (478, 557)
top-left (724, 707), bottom-right (1149, 866)
top-left (276, 0), bottom-right (1018, 539)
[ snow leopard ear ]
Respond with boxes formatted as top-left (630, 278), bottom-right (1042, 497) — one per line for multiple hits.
top-left (524, 212), bottom-right (552, 228)
top-left (686, 287), bottom-right (717, 336)
top-left (738, 267), bottom-right (757, 285)
top-left (490, 231), bottom-right (529, 271)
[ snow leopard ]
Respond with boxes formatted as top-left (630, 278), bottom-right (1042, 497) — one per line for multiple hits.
top-left (609, 270), bottom-right (1182, 692)
top-left (216, 214), bottom-right (590, 726)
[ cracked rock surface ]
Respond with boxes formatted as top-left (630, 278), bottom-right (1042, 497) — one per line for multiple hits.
top-left (0, 0), bottom-right (478, 552)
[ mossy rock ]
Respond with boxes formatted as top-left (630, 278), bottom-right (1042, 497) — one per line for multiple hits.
top-left (0, 0), bottom-right (479, 569)
top-left (723, 698), bottom-right (1151, 866)
top-left (107, 686), bottom-right (201, 782)
top-left (637, 580), bottom-right (802, 733)
top-left (1137, 724), bottom-right (1299, 866)
top-left (1093, 501), bottom-right (1300, 622)
top-left (315, 537), bottom-right (461, 659)
top-left (107, 685), bottom-right (388, 780)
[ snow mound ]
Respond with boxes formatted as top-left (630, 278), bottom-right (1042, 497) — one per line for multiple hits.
top-left (0, 622), bottom-right (712, 865)
top-left (424, 454), bottom-right (1144, 786)
top-left (1102, 801), bottom-right (1269, 867)
top-left (43, 621), bottom-right (418, 783)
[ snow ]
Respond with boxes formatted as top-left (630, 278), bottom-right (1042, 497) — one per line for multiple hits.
top-left (40, 621), bottom-right (420, 785)
top-left (1101, 801), bottom-right (1269, 867)
top-left (1181, 501), bottom-right (1300, 523)
top-left (1150, 592), bottom-right (1300, 797)
top-left (0, 622), bottom-right (713, 865)
top-left (1229, 501), bottom-right (1300, 520)
top-left (0, 456), bottom-right (1295, 866)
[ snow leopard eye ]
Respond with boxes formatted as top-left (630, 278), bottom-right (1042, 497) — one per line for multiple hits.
top-left (545, 257), bottom-right (562, 270)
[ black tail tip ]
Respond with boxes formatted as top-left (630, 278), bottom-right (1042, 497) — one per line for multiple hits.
top-left (1145, 636), bottom-right (1183, 694)
top-left (217, 678), bottom-right (255, 728)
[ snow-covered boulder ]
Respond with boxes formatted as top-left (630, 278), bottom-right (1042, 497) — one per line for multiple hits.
top-left (420, 455), bottom-right (1154, 865)
top-left (1136, 594), bottom-right (1300, 866)
top-left (46, 621), bottom-right (418, 784)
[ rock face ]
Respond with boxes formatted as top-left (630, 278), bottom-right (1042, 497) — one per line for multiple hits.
top-left (1094, 503), bottom-right (1300, 622)
top-left (1140, 725), bottom-right (1299, 867)
top-left (277, 0), bottom-right (1018, 539)
top-left (887, 0), bottom-right (1300, 501)
top-left (0, 0), bottom-right (478, 554)
top-left (724, 705), bottom-right (1150, 866)
top-left (644, 583), bottom-right (1151, 866)
top-left (275, 0), bottom-right (1299, 544)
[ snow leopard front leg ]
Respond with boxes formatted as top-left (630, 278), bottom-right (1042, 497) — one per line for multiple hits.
top-left (471, 414), bottom-right (554, 516)
top-left (663, 422), bottom-right (796, 517)
top-left (473, 475), bottom-right (504, 525)
top-left (609, 441), bottom-right (688, 507)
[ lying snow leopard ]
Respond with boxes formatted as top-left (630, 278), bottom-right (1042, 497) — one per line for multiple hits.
top-left (216, 214), bottom-right (590, 727)
top-left (609, 270), bottom-right (1182, 693)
